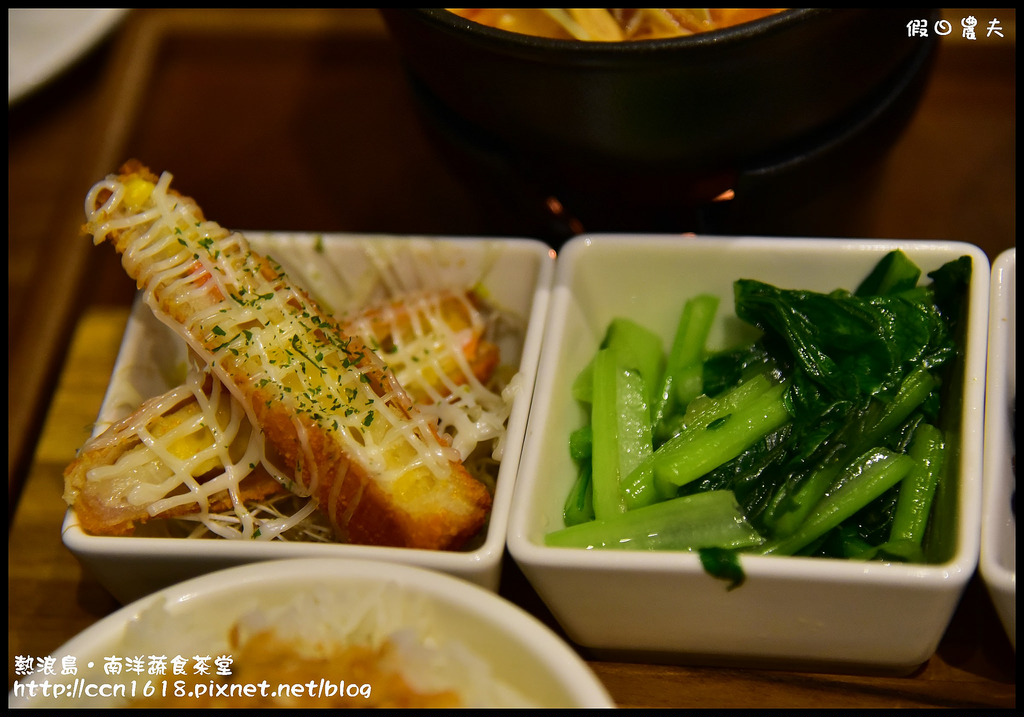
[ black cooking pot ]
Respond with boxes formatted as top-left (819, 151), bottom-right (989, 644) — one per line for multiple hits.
top-left (381, 9), bottom-right (939, 239)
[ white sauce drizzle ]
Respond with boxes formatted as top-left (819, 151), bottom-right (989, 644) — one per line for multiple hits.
top-left (81, 172), bottom-right (516, 540)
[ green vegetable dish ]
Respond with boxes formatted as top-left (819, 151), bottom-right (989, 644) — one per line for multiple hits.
top-left (547, 250), bottom-right (972, 588)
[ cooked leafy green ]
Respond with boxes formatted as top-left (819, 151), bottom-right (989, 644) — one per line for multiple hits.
top-left (548, 250), bottom-right (971, 586)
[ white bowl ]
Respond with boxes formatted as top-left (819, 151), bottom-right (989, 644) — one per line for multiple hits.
top-left (63, 234), bottom-right (554, 603)
top-left (981, 248), bottom-right (1015, 649)
top-left (508, 234), bottom-right (989, 671)
top-left (8, 558), bottom-right (614, 708)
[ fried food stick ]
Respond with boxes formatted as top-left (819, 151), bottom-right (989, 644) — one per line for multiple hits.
top-left (77, 161), bottom-right (491, 549)
top-left (65, 373), bottom-right (290, 538)
top-left (65, 288), bottom-right (504, 540)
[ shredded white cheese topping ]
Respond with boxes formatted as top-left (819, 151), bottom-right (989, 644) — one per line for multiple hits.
top-left (79, 172), bottom-right (516, 540)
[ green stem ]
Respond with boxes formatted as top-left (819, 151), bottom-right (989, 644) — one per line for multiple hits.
top-left (889, 423), bottom-right (944, 544)
top-left (563, 463), bottom-right (595, 527)
top-left (767, 366), bottom-right (938, 537)
top-left (652, 379), bottom-right (791, 489)
top-left (756, 449), bottom-right (915, 556)
top-left (546, 490), bottom-right (765, 551)
top-left (590, 349), bottom-right (655, 517)
top-left (652, 294), bottom-right (719, 437)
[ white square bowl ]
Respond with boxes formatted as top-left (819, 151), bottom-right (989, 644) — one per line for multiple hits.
top-left (63, 234), bottom-right (555, 603)
top-left (508, 234), bottom-right (989, 671)
top-left (981, 247), bottom-right (1015, 649)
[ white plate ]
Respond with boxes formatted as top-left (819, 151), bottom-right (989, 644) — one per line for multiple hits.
top-left (8, 558), bottom-right (614, 708)
top-left (8, 8), bottom-right (128, 104)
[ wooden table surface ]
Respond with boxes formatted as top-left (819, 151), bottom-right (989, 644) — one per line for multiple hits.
top-left (8, 9), bottom-right (1016, 708)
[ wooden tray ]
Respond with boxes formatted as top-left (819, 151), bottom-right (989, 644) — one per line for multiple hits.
top-left (8, 9), bottom-right (1016, 708)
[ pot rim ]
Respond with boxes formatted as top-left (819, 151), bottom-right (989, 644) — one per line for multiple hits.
top-left (403, 8), bottom-right (825, 57)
